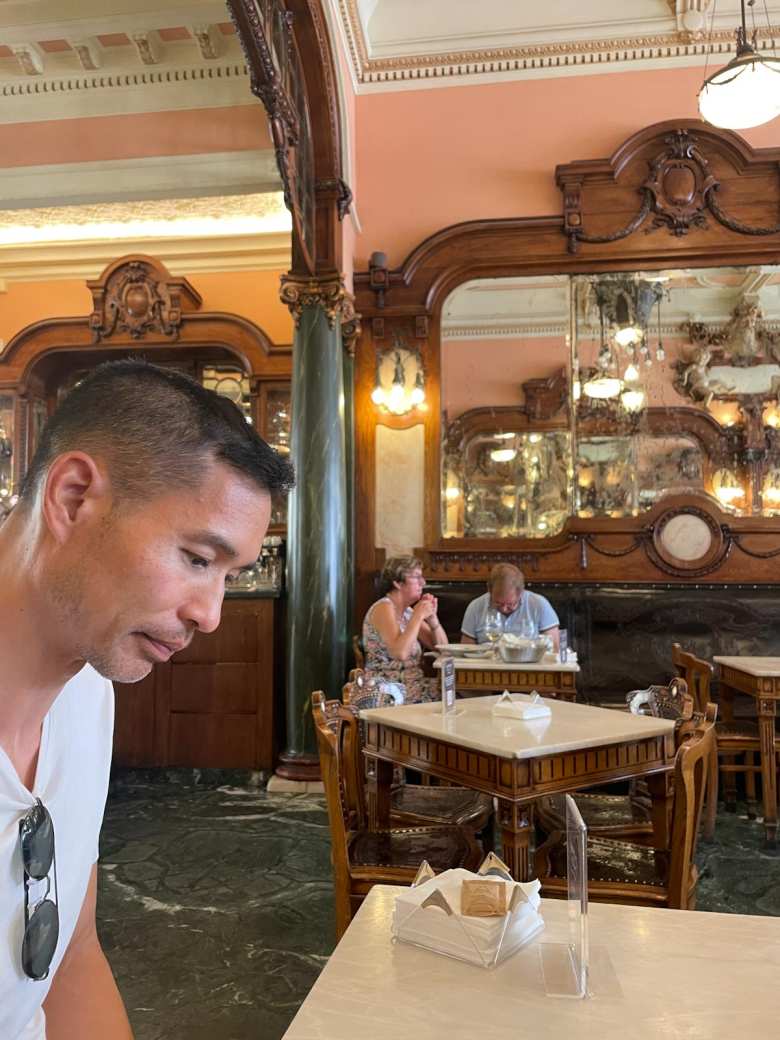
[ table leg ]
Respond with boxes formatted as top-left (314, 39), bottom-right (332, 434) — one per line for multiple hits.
top-left (647, 770), bottom-right (674, 850)
top-left (758, 699), bottom-right (778, 848)
top-left (367, 757), bottom-right (394, 831)
top-left (496, 800), bottom-right (533, 881)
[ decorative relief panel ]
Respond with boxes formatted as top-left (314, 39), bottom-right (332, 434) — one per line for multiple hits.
top-left (87, 256), bottom-right (201, 343)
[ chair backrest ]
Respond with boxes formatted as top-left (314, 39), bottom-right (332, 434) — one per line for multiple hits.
top-left (625, 677), bottom-right (693, 722)
top-left (666, 707), bottom-right (717, 909)
top-left (312, 692), bottom-right (366, 874)
top-left (671, 643), bottom-right (714, 715)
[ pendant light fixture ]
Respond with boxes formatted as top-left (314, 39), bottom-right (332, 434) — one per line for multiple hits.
top-left (698, 0), bottom-right (780, 130)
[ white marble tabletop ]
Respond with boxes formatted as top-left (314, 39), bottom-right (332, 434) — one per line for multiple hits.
top-left (714, 656), bottom-right (780, 678)
top-left (282, 886), bottom-right (780, 1040)
top-left (359, 694), bottom-right (674, 760)
top-left (432, 653), bottom-right (580, 674)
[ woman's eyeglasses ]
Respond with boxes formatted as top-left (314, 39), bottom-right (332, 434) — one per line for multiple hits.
top-left (19, 799), bottom-right (59, 981)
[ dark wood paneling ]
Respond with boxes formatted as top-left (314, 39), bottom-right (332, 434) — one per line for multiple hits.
top-left (170, 663), bottom-right (258, 714)
top-left (112, 598), bottom-right (279, 770)
top-left (168, 712), bottom-right (257, 769)
top-left (113, 673), bottom-right (156, 767)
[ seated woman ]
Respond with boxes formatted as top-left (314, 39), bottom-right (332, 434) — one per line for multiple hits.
top-left (362, 555), bottom-right (448, 703)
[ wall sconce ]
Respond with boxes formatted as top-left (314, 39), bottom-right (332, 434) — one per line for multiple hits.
top-left (371, 336), bottom-right (426, 415)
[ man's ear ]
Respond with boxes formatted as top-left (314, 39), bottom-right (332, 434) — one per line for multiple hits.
top-left (41, 452), bottom-right (110, 543)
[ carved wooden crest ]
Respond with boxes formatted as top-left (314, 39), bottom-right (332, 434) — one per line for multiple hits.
top-left (557, 121), bottom-right (780, 254)
top-left (87, 256), bottom-right (201, 343)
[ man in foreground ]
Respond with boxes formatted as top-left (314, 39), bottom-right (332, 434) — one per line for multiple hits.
top-left (0, 360), bottom-right (293, 1039)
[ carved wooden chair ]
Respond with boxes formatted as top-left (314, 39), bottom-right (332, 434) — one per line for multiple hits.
top-left (535, 678), bottom-right (693, 846)
top-left (535, 708), bottom-right (717, 910)
top-left (672, 642), bottom-right (780, 830)
top-left (312, 691), bottom-right (482, 939)
top-left (342, 673), bottom-right (494, 833)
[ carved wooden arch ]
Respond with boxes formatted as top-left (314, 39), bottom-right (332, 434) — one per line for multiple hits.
top-left (352, 121), bottom-right (780, 605)
top-left (0, 255), bottom-right (291, 388)
top-left (229, 0), bottom-right (347, 276)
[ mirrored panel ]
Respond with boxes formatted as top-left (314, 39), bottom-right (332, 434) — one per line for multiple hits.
top-left (441, 276), bottom-right (572, 538)
top-left (441, 265), bottom-right (780, 539)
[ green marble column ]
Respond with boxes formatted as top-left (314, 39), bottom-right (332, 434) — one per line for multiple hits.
top-left (278, 301), bottom-right (348, 779)
top-left (342, 346), bottom-right (355, 647)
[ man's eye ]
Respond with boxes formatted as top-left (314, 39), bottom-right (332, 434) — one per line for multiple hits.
top-left (187, 553), bottom-right (209, 569)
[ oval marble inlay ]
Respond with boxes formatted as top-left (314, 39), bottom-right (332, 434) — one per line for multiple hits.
top-left (659, 513), bottom-right (712, 561)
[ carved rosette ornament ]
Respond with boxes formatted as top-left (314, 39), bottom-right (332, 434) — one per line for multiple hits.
top-left (279, 273), bottom-right (361, 352)
top-left (87, 257), bottom-right (201, 343)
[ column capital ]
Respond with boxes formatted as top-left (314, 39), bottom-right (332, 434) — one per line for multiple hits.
top-left (280, 273), bottom-right (361, 352)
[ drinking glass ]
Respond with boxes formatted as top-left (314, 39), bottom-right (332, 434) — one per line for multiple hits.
top-left (483, 607), bottom-right (504, 644)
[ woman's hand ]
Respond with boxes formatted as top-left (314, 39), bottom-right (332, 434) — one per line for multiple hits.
top-left (413, 593), bottom-right (437, 620)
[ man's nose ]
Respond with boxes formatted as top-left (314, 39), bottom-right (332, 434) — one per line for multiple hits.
top-left (184, 583), bottom-right (224, 635)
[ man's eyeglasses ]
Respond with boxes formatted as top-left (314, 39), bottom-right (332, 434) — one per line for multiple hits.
top-left (19, 799), bottom-right (59, 981)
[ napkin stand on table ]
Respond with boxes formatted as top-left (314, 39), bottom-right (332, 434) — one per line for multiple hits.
top-left (392, 863), bottom-right (544, 968)
top-left (492, 690), bottom-right (551, 721)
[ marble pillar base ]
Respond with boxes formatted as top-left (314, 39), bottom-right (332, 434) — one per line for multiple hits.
top-left (275, 751), bottom-right (321, 782)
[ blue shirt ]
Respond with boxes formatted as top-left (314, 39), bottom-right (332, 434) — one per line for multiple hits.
top-left (461, 590), bottom-right (559, 643)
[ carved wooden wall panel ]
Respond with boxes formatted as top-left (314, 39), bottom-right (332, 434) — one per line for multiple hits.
top-left (353, 121), bottom-right (780, 619)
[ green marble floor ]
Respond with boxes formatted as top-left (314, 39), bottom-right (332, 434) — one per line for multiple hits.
top-left (97, 773), bottom-right (780, 1040)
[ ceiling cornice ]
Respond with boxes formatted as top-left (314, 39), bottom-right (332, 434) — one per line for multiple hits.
top-left (336, 0), bottom-right (780, 92)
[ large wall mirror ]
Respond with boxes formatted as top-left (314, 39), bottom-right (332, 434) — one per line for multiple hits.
top-left (441, 264), bottom-right (780, 540)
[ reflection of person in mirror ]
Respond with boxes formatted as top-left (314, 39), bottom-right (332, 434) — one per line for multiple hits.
top-left (0, 360), bottom-right (294, 1040)
top-left (362, 556), bottom-right (446, 703)
top-left (461, 563), bottom-right (560, 649)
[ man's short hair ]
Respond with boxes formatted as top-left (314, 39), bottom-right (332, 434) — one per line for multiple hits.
top-left (19, 359), bottom-right (295, 506)
top-left (379, 555), bottom-right (423, 595)
top-left (488, 563), bottom-right (524, 593)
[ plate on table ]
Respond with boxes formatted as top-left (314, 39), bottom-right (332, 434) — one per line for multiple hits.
top-left (435, 643), bottom-right (495, 659)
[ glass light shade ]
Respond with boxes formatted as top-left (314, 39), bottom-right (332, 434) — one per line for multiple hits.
top-left (387, 382), bottom-right (408, 413)
top-left (444, 486), bottom-right (461, 501)
top-left (699, 54), bottom-right (780, 129)
top-left (410, 385), bottom-right (425, 405)
top-left (582, 376), bottom-right (622, 400)
top-left (371, 384), bottom-right (385, 405)
top-left (623, 363), bottom-right (640, 382)
top-left (620, 388), bottom-right (646, 412)
top-left (614, 325), bottom-right (642, 347)
top-left (490, 447), bottom-right (517, 463)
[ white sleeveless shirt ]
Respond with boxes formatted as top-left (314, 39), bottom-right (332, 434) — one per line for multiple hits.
top-left (0, 665), bottom-right (114, 1040)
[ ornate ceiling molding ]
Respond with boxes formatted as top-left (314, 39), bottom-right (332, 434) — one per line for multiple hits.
top-left (334, 0), bottom-right (780, 90)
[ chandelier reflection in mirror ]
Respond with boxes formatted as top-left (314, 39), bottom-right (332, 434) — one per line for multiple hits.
top-left (371, 331), bottom-right (426, 416)
top-left (575, 275), bottom-right (667, 416)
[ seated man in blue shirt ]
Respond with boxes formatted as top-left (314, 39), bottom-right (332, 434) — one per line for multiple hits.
top-left (460, 563), bottom-right (560, 650)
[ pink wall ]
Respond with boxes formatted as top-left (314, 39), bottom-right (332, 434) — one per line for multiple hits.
top-left (442, 336), bottom-right (568, 420)
top-left (355, 65), bottom-right (780, 268)
top-left (0, 106), bottom-right (271, 167)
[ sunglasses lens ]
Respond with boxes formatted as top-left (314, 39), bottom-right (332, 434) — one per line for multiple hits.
top-left (19, 803), bottom-right (54, 879)
top-left (22, 898), bottom-right (59, 981)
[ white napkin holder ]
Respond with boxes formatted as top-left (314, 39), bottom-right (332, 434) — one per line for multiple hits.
top-left (392, 861), bottom-right (544, 968)
top-left (492, 690), bottom-right (551, 721)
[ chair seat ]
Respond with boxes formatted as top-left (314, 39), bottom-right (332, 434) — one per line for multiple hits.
top-left (542, 833), bottom-right (663, 888)
top-left (349, 825), bottom-right (480, 874)
top-left (391, 786), bottom-right (493, 829)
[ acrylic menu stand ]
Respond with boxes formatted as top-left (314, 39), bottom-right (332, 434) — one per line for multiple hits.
top-left (539, 794), bottom-right (589, 999)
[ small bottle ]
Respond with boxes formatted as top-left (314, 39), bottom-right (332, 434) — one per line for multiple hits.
top-left (559, 629), bottom-right (568, 664)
